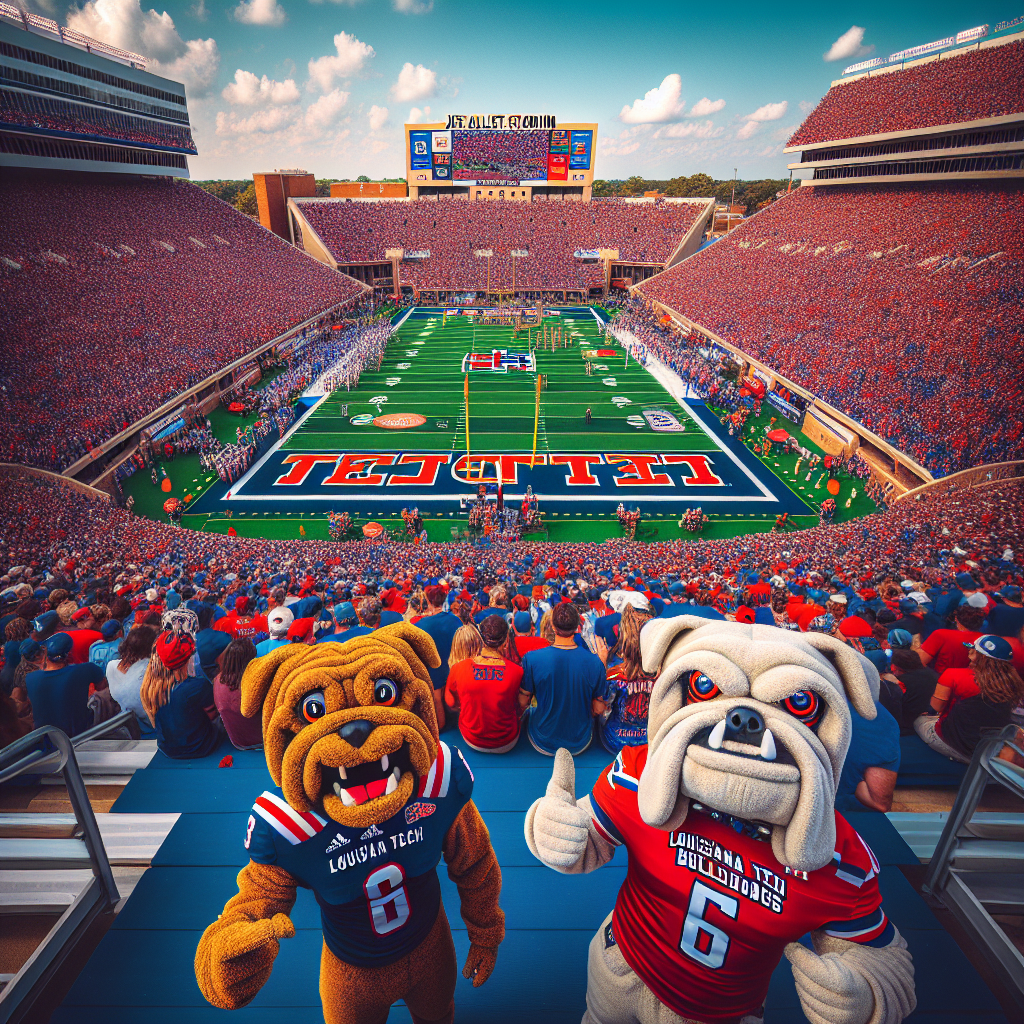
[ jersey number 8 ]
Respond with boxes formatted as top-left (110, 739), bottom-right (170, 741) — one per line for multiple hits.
top-left (680, 879), bottom-right (738, 970)
top-left (364, 863), bottom-right (411, 936)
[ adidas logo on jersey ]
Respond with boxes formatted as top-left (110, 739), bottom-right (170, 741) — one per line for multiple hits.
top-left (360, 824), bottom-right (385, 841)
top-left (324, 833), bottom-right (350, 853)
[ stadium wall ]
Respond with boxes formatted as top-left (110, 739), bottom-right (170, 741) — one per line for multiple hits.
top-left (663, 198), bottom-right (716, 268)
top-left (896, 461), bottom-right (1024, 502)
top-left (0, 463), bottom-right (111, 500)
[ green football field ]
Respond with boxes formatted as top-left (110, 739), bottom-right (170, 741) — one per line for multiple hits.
top-left (284, 310), bottom-right (716, 456)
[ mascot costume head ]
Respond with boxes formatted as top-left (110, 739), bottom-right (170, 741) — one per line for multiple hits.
top-left (196, 624), bottom-right (504, 1024)
top-left (526, 617), bottom-right (916, 1024)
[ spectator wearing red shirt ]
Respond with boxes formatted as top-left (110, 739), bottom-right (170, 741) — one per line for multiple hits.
top-left (915, 635), bottom-right (1024, 763)
top-left (445, 616), bottom-right (523, 753)
top-left (215, 596), bottom-right (257, 640)
top-left (62, 605), bottom-right (105, 665)
top-left (512, 611), bottom-right (549, 657)
top-left (920, 604), bottom-right (1024, 674)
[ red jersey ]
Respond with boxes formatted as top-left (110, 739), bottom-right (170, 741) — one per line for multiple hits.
top-left (445, 656), bottom-right (522, 749)
top-left (514, 635), bottom-right (549, 658)
top-left (588, 746), bottom-right (890, 1023)
top-left (61, 629), bottom-right (103, 665)
top-left (923, 629), bottom-right (1024, 674)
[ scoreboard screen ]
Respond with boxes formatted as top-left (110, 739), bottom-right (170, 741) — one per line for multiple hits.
top-left (407, 118), bottom-right (595, 187)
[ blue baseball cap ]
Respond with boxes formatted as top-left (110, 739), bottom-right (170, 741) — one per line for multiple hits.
top-left (1000, 585), bottom-right (1022, 602)
top-left (964, 635), bottom-right (1014, 662)
top-left (512, 611), bottom-right (532, 634)
top-left (955, 572), bottom-right (977, 589)
top-left (42, 632), bottom-right (73, 661)
top-left (100, 620), bottom-right (122, 639)
top-left (898, 598), bottom-right (919, 615)
top-left (18, 638), bottom-right (41, 659)
top-left (593, 613), bottom-right (621, 644)
top-left (31, 610), bottom-right (61, 634)
top-left (333, 602), bottom-right (357, 625)
top-left (888, 629), bottom-right (913, 650)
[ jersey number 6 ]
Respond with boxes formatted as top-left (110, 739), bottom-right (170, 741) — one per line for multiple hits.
top-left (680, 879), bottom-right (738, 969)
top-left (364, 862), bottom-right (411, 936)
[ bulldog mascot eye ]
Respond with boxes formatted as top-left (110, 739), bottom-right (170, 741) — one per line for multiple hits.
top-left (526, 617), bottom-right (916, 1024)
top-left (196, 623), bottom-right (505, 1023)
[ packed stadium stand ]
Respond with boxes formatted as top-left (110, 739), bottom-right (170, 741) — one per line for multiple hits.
top-left (293, 197), bottom-right (706, 293)
top-left (0, 174), bottom-right (364, 472)
top-left (789, 38), bottom-right (1024, 146)
top-left (637, 181), bottom-right (1024, 476)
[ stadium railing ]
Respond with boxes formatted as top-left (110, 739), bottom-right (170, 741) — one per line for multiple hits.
top-left (896, 461), bottom-right (1024, 502)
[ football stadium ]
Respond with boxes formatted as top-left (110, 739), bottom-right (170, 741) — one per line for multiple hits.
top-left (1, 4), bottom-right (1024, 1023)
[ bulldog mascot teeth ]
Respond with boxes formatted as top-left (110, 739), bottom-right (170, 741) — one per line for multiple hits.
top-left (195, 624), bottom-right (504, 1024)
top-left (526, 618), bottom-right (915, 1024)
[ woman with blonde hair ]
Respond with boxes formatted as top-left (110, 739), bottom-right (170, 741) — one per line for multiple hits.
top-left (594, 604), bottom-right (657, 753)
top-left (915, 634), bottom-right (1024, 763)
top-left (538, 609), bottom-right (556, 643)
top-left (140, 630), bottom-right (220, 760)
top-left (448, 623), bottom-right (483, 669)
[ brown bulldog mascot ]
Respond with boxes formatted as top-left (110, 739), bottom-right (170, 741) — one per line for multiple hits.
top-left (196, 623), bottom-right (504, 1024)
top-left (526, 617), bottom-right (915, 1024)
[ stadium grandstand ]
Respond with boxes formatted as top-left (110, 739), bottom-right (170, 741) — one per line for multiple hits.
top-left (3, 9), bottom-right (1024, 1024)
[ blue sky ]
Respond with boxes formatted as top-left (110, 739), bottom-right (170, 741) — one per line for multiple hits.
top-left (32, 0), bottom-right (1018, 180)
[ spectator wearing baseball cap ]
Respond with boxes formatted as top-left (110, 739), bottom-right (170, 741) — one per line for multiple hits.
top-left (512, 609), bottom-right (548, 658)
top-left (31, 610), bottom-right (62, 641)
top-left (915, 634), bottom-right (1024, 763)
top-left (25, 631), bottom-right (105, 738)
top-left (141, 630), bottom-right (220, 760)
top-left (87, 618), bottom-right (124, 674)
top-left (331, 602), bottom-right (374, 643)
top-left (985, 586), bottom-right (1024, 641)
top-left (445, 615), bottom-right (523, 753)
top-left (256, 607), bottom-right (294, 656)
top-left (412, 585), bottom-right (461, 731)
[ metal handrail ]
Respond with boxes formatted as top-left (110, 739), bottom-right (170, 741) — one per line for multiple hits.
top-left (0, 710), bottom-right (141, 785)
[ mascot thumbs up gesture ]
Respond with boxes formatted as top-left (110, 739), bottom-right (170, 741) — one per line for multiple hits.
top-left (196, 624), bottom-right (504, 1024)
top-left (526, 617), bottom-right (915, 1024)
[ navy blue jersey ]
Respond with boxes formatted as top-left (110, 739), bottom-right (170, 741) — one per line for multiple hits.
top-left (244, 740), bottom-right (474, 967)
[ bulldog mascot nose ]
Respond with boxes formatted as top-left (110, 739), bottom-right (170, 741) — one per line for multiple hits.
top-left (526, 617), bottom-right (915, 1024)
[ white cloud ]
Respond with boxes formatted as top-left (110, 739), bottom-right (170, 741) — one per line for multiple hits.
top-left (654, 120), bottom-right (723, 139)
top-left (619, 73), bottom-right (685, 124)
top-left (394, 0), bottom-right (433, 12)
top-left (232, 0), bottom-right (286, 25)
top-left (307, 31), bottom-right (375, 91)
top-left (215, 105), bottom-right (299, 136)
top-left (407, 105), bottom-right (431, 123)
top-left (67, 0), bottom-right (220, 96)
top-left (390, 62), bottom-right (436, 103)
top-left (736, 120), bottom-right (760, 139)
top-left (368, 104), bottom-right (389, 131)
top-left (598, 125), bottom-right (648, 157)
top-left (799, 100), bottom-right (815, 113)
top-left (305, 88), bottom-right (349, 129)
top-left (824, 25), bottom-right (874, 62)
top-left (222, 69), bottom-right (299, 105)
top-left (687, 97), bottom-right (725, 117)
top-left (744, 101), bottom-right (788, 122)
top-left (189, 0), bottom-right (207, 19)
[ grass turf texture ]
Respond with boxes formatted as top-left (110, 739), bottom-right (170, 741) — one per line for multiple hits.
top-left (130, 310), bottom-right (879, 542)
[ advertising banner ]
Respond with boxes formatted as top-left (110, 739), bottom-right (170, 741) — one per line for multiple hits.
top-left (431, 131), bottom-right (451, 152)
top-left (549, 129), bottom-right (570, 153)
top-left (547, 152), bottom-right (568, 180)
top-left (569, 130), bottom-right (593, 169)
top-left (432, 152), bottom-right (451, 179)
top-left (409, 130), bottom-right (431, 168)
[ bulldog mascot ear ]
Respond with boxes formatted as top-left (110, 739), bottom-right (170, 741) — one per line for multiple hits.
top-left (525, 616), bottom-right (914, 1024)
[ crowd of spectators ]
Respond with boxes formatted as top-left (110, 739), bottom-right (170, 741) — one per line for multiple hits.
top-left (1, 465), bottom-right (1022, 782)
top-left (0, 89), bottom-right (196, 151)
top-left (294, 198), bottom-right (703, 293)
top-left (0, 174), bottom-right (364, 471)
top-left (638, 182), bottom-right (1024, 475)
top-left (790, 38), bottom-right (1024, 147)
top-left (452, 130), bottom-right (549, 181)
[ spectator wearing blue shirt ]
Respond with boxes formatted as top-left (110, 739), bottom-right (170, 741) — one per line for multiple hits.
top-left (836, 699), bottom-right (901, 813)
top-left (26, 632), bottom-right (104, 738)
top-left (413, 586), bottom-right (462, 730)
top-left (518, 602), bottom-right (607, 756)
top-left (986, 586), bottom-right (1024, 641)
top-left (194, 605), bottom-right (232, 682)
top-left (88, 619), bottom-right (123, 673)
top-left (141, 631), bottom-right (220, 760)
top-left (256, 606), bottom-right (293, 656)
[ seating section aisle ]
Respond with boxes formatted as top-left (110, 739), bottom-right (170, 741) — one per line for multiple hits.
top-left (637, 182), bottom-right (1024, 475)
top-left (789, 38), bottom-right (1024, 147)
top-left (294, 198), bottom-right (705, 293)
top-left (53, 732), bottom-right (1006, 1023)
top-left (0, 176), bottom-right (364, 472)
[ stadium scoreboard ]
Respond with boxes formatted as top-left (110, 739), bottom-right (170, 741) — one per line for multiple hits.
top-left (405, 115), bottom-right (597, 190)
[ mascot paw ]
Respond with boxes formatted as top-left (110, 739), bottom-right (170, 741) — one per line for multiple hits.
top-left (529, 748), bottom-right (590, 869)
top-left (462, 943), bottom-right (498, 987)
top-left (198, 914), bottom-right (295, 1010)
top-left (785, 942), bottom-right (873, 1024)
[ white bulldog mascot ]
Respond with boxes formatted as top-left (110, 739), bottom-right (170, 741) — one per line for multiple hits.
top-left (526, 617), bottom-right (915, 1024)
